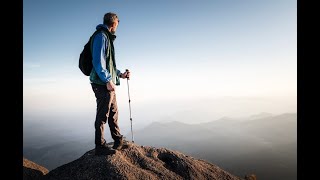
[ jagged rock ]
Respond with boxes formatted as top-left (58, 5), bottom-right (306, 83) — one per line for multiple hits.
top-left (43, 142), bottom-right (245, 180)
top-left (23, 157), bottom-right (49, 180)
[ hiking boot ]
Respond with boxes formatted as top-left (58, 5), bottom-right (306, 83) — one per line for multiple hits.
top-left (112, 136), bottom-right (124, 150)
top-left (95, 142), bottom-right (116, 155)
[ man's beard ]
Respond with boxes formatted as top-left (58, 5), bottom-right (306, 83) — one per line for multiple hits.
top-left (111, 30), bottom-right (116, 34)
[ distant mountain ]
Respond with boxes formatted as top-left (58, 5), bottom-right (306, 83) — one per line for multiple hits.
top-left (26, 142), bottom-right (254, 180)
top-left (24, 138), bottom-right (94, 171)
top-left (248, 112), bottom-right (273, 120)
top-left (131, 113), bottom-right (297, 180)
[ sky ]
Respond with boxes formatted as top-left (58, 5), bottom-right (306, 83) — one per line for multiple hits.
top-left (23, 0), bottom-right (297, 133)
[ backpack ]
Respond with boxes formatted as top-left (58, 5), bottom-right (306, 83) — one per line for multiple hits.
top-left (78, 30), bottom-right (102, 76)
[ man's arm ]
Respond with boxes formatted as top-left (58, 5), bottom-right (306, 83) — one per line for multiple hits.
top-left (91, 32), bottom-right (112, 84)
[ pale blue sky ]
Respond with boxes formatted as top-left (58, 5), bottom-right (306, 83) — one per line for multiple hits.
top-left (23, 0), bottom-right (297, 129)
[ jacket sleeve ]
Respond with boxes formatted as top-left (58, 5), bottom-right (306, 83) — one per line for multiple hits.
top-left (91, 32), bottom-right (112, 83)
top-left (117, 69), bottom-right (121, 77)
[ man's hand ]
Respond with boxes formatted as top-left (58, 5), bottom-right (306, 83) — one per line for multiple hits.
top-left (106, 81), bottom-right (116, 91)
top-left (120, 70), bottom-right (131, 79)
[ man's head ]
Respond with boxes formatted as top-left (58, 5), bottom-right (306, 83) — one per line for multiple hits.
top-left (103, 12), bottom-right (119, 34)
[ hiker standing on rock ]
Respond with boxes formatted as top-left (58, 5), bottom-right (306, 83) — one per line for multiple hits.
top-left (89, 12), bottom-right (131, 155)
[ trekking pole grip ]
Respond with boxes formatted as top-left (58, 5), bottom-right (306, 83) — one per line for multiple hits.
top-left (125, 69), bottom-right (130, 80)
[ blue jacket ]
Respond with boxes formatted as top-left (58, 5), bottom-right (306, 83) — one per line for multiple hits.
top-left (90, 24), bottom-right (121, 85)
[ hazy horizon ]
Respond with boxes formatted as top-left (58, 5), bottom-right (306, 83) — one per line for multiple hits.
top-left (24, 96), bottom-right (296, 139)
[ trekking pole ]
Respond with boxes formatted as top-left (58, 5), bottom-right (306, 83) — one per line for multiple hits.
top-left (125, 69), bottom-right (134, 143)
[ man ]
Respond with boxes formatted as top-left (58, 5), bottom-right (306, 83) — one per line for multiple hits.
top-left (90, 12), bottom-right (131, 155)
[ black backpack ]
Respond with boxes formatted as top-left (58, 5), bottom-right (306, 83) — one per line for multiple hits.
top-left (79, 30), bottom-right (103, 76)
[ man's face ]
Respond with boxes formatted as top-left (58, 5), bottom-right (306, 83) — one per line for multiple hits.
top-left (110, 19), bottom-right (119, 34)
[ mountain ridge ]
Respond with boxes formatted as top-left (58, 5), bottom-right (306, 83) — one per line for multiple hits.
top-left (131, 113), bottom-right (296, 180)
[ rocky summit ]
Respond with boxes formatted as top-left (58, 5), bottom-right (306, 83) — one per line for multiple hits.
top-left (25, 142), bottom-right (253, 180)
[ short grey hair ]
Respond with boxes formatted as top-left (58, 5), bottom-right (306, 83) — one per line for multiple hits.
top-left (103, 12), bottom-right (119, 26)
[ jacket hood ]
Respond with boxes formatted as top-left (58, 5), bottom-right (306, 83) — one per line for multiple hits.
top-left (95, 24), bottom-right (117, 41)
top-left (96, 24), bottom-right (109, 31)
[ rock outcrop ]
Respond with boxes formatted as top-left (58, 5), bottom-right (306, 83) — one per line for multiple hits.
top-left (43, 142), bottom-right (245, 180)
top-left (23, 157), bottom-right (49, 180)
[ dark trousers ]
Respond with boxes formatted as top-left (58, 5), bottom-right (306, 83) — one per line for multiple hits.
top-left (91, 83), bottom-right (122, 146)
